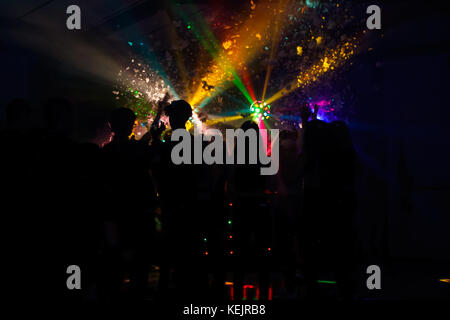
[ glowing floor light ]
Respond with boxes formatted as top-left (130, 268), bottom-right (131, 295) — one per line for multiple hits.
top-left (317, 280), bottom-right (337, 284)
top-left (250, 100), bottom-right (271, 120)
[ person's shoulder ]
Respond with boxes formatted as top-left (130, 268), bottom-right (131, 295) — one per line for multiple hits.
top-left (101, 140), bottom-right (116, 152)
top-left (78, 142), bottom-right (100, 152)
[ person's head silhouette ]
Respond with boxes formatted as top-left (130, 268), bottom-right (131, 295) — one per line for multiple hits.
top-left (109, 108), bottom-right (136, 139)
top-left (240, 120), bottom-right (259, 132)
top-left (239, 120), bottom-right (260, 164)
top-left (164, 100), bottom-right (192, 130)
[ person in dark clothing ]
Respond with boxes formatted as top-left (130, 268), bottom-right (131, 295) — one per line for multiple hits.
top-left (100, 107), bottom-right (157, 301)
top-left (152, 100), bottom-right (210, 300)
top-left (328, 120), bottom-right (356, 299)
top-left (231, 121), bottom-right (271, 300)
top-left (1, 99), bottom-right (35, 301)
top-left (274, 128), bottom-right (302, 297)
top-left (299, 115), bottom-right (334, 299)
top-left (2, 98), bottom-right (93, 303)
top-left (299, 103), bottom-right (356, 300)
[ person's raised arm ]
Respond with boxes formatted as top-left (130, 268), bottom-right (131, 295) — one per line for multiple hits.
top-left (140, 92), bottom-right (170, 144)
top-left (300, 103), bottom-right (312, 127)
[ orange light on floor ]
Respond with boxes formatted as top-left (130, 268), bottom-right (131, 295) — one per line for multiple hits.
top-left (204, 251), bottom-right (209, 256)
top-left (225, 281), bottom-right (234, 300)
top-left (229, 250), bottom-right (234, 255)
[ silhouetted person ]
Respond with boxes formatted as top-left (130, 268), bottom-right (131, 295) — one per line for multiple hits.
top-left (274, 129), bottom-right (302, 297)
top-left (152, 100), bottom-right (209, 300)
top-left (328, 120), bottom-right (356, 299)
top-left (1, 99), bottom-right (34, 301)
top-left (100, 107), bottom-right (157, 301)
top-left (2, 98), bottom-right (88, 302)
top-left (298, 117), bottom-right (332, 299)
top-left (231, 121), bottom-right (270, 300)
top-left (299, 105), bottom-right (356, 300)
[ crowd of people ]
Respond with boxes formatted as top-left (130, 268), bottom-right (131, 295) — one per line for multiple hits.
top-left (1, 95), bottom-right (357, 303)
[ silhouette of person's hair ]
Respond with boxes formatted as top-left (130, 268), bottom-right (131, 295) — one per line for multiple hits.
top-left (109, 107), bottom-right (136, 137)
top-left (238, 120), bottom-right (261, 165)
top-left (240, 120), bottom-right (259, 132)
top-left (164, 100), bottom-right (192, 129)
top-left (330, 120), bottom-right (354, 153)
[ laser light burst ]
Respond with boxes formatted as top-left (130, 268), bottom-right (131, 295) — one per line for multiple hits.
top-left (250, 100), bottom-right (271, 121)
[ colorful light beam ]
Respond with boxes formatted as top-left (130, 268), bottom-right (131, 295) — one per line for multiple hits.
top-left (265, 35), bottom-right (361, 105)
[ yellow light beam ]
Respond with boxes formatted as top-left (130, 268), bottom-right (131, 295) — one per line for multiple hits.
top-left (190, 0), bottom-right (295, 107)
top-left (165, 9), bottom-right (191, 101)
top-left (206, 115), bottom-right (244, 125)
top-left (265, 35), bottom-right (361, 105)
top-left (262, 0), bottom-right (287, 100)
